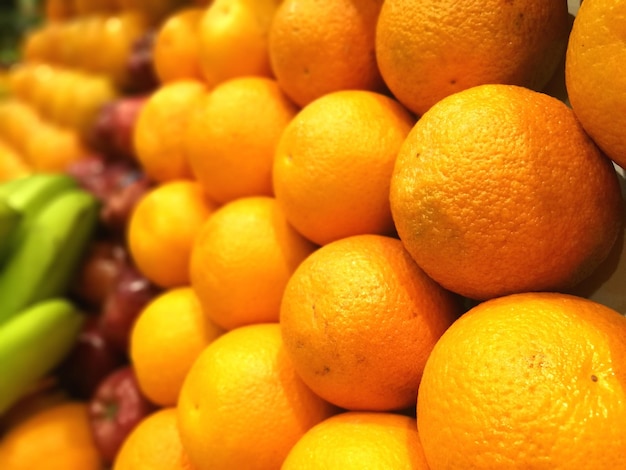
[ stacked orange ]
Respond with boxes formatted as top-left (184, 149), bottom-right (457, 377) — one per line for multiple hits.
top-left (114, 0), bottom-right (626, 469)
top-left (4, 0), bottom-right (622, 468)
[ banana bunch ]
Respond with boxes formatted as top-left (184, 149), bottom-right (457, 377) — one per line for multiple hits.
top-left (0, 172), bottom-right (101, 414)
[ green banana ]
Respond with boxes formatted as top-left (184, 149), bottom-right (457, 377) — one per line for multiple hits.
top-left (0, 174), bottom-right (29, 199)
top-left (0, 186), bottom-right (100, 325)
top-left (0, 197), bottom-right (21, 265)
top-left (0, 298), bottom-right (85, 415)
top-left (0, 172), bottom-right (79, 250)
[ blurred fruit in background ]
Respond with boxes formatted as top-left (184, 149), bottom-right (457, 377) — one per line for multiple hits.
top-left (87, 365), bottom-right (157, 466)
top-left (0, 401), bottom-right (103, 470)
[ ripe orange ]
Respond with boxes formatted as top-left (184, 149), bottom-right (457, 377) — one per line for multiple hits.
top-left (113, 407), bottom-right (195, 470)
top-left (279, 234), bottom-right (462, 411)
top-left (133, 80), bottom-right (207, 183)
top-left (185, 76), bottom-right (298, 204)
top-left (128, 179), bottom-right (219, 288)
top-left (189, 196), bottom-right (317, 330)
top-left (282, 411), bottom-right (430, 470)
top-left (417, 292), bottom-right (626, 469)
top-left (268, 0), bottom-right (386, 108)
top-left (565, 0), bottom-right (626, 169)
top-left (0, 401), bottom-right (102, 470)
top-left (177, 323), bottom-right (338, 470)
top-left (273, 90), bottom-right (415, 246)
top-left (130, 287), bottom-right (225, 407)
top-left (153, 7), bottom-right (205, 84)
top-left (390, 83), bottom-right (624, 301)
top-left (196, 0), bottom-right (281, 87)
top-left (375, 0), bottom-right (571, 116)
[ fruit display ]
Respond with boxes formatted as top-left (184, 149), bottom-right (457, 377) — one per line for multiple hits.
top-left (1, 0), bottom-right (626, 468)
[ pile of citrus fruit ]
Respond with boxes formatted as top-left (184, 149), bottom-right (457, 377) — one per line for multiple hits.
top-left (2, 0), bottom-right (626, 468)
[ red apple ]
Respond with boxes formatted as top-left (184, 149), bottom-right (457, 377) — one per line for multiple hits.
top-left (88, 366), bottom-right (156, 465)
top-left (55, 316), bottom-right (128, 400)
top-left (100, 174), bottom-right (153, 237)
top-left (71, 240), bottom-right (128, 309)
top-left (124, 29), bottom-right (159, 94)
top-left (66, 154), bottom-right (142, 202)
top-left (99, 262), bottom-right (161, 354)
top-left (90, 96), bottom-right (148, 162)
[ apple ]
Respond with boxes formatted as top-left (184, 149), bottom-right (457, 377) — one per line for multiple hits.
top-left (71, 239), bottom-right (128, 309)
top-left (99, 262), bottom-right (161, 354)
top-left (66, 154), bottom-right (142, 202)
top-left (89, 95), bottom-right (148, 162)
top-left (124, 29), bottom-right (159, 94)
top-left (100, 174), bottom-right (152, 238)
top-left (55, 316), bottom-right (128, 400)
top-left (88, 365), bottom-right (156, 465)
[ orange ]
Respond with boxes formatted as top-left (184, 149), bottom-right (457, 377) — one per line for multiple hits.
top-left (279, 234), bottom-right (462, 411)
top-left (282, 411), bottom-right (430, 470)
top-left (128, 179), bottom-right (218, 288)
top-left (417, 292), bottom-right (626, 469)
top-left (186, 76), bottom-right (298, 204)
top-left (177, 323), bottom-right (338, 470)
top-left (273, 90), bottom-right (415, 246)
top-left (0, 401), bottom-right (103, 470)
top-left (153, 7), bottom-right (205, 84)
top-left (113, 407), bottom-right (195, 470)
top-left (130, 287), bottom-right (225, 407)
top-left (189, 196), bottom-right (317, 330)
top-left (375, 0), bottom-right (571, 116)
top-left (196, 0), bottom-right (280, 87)
top-left (133, 80), bottom-right (206, 183)
top-left (268, 0), bottom-right (386, 108)
top-left (565, 0), bottom-right (626, 169)
top-left (390, 83), bottom-right (624, 301)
